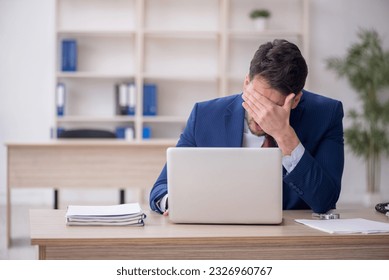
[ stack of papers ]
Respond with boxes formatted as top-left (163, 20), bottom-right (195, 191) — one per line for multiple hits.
top-left (295, 218), bottom-right (389, 234)
top-left (65, 203), bottom-right (146, 226)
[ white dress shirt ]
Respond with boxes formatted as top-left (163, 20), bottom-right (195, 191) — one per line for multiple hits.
top-left (242, 119), bottom-right (305, 173)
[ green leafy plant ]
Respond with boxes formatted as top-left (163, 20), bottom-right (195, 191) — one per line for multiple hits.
top-left (249, 9), bottom-right (271, 19)
top-left (326, 29), bottom-right (389, 194)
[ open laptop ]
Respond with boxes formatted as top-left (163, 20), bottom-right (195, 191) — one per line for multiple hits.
top-left (167, 147), bottom-right (283, 224)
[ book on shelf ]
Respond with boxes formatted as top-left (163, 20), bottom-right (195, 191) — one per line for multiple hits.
top-left (56, 83), bottom-right (66, 116)
top-left (128, 83), bottom-right (136, 115)
top-left (115, 126), bottom-right (135, 140)
top-left (142, 126), bottom-right (152, 139)
top-left (143, 84), bottom-right (157, 116)
top-left (115, 83), bottom-right (128, 115)
top-left (61, 39), bottom-right (77, 72)
top-left (115, 83), bottom-right (136, 116)
top-left (125, 126), bottom-right (135, 140)
top-left (52, 127), bottom-right (65, 139)
top-left (65, 203), bottom-right (146, 226)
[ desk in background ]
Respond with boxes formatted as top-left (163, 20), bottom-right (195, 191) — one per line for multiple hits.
top-left (30, 209), bottom-right (389, 260)
top-left (6, 140), bottom-right (175, 247)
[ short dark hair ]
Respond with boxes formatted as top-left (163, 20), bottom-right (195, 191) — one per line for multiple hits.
top-left (249, 39), bottom-right (308, 95)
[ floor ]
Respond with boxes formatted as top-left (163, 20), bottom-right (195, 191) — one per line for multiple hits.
top-left (0, 204), bottom-right (44, 260)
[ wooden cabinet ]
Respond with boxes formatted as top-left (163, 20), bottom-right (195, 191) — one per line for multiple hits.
top-left (54, 0), bottom-right (309, 142)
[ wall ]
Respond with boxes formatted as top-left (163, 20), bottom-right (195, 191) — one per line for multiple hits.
top-left (308, 0), bottom-right (389, 205)
top-left (0, 0), bottom-right (389, 207)
top-left (0, 0), bottom-right (55, 205)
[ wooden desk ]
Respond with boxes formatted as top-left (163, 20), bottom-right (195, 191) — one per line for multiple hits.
top-left (6, 140), bottom-right (174, 247)
top-left (30, 208), bottom-right (389, 260)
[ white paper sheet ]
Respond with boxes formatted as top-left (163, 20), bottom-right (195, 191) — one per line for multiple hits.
top-left (295, 218), bottom-right (389, 234)
top-left (66, 203), bottom-right (141, 217)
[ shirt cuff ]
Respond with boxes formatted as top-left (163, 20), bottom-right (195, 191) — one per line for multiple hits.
top-left (282, 142), bottom-right (305, 174)
top-left (156, 194), bottom-right (169, 212)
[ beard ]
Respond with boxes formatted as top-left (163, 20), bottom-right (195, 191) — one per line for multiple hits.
top-left (247, 116), bottom-right (266, 137)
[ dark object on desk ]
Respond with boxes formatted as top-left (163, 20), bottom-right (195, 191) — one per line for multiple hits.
top-left (312, 213), bottom-right (340, 220)
top-left (375, 202), bottom-right (389, 214)
top-left (58, 129), bottom-right (116, 138)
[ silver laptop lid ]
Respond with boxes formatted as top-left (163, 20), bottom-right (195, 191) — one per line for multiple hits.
top-left (167, 147), bottom-right (283, 224)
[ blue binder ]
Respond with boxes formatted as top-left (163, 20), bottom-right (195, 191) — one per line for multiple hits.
top-left (143, 84), bottom-right (157, 116)
top-left (61, 39), bottom-right (77, 71)
top-left (142, 126), bottom-right (152, 139)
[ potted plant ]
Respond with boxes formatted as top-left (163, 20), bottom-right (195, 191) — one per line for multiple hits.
top-left (249, 9), bottom-right (271, 31)
top-left (326, 29), bottom-right (389, 206)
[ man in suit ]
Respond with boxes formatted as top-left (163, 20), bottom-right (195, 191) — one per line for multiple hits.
top-left (150, 39), bottom-right (344, 215)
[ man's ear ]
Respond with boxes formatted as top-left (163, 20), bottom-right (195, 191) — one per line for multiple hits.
top-left (242, 75), bottom-right (250, 93)
top-left (243, 74), bottom-right (250, 87)
top-left (291, 92), bottom-right (303, 109)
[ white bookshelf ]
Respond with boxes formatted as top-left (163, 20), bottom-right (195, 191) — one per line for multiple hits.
top-left (54, 0), bottom-right (309, 142)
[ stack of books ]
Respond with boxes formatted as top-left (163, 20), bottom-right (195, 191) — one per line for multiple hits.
top-left (65, 203), bottom-right (146, 226)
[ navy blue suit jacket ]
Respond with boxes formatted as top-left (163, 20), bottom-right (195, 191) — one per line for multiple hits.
top-left (150, 90), bottom-right (344, 214)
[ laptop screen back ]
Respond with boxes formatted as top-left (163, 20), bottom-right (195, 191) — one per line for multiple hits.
top-left (167, 147), bottom-right (283, 224)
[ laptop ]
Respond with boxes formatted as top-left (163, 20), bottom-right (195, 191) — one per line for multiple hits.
top-left (167, 147), bottom-right (283, 224)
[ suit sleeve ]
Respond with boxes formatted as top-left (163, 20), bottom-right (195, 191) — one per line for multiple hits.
top-left (283, 101), bottom-right (344, 213)
top-left (149, 104), bottom-right (198, 213)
